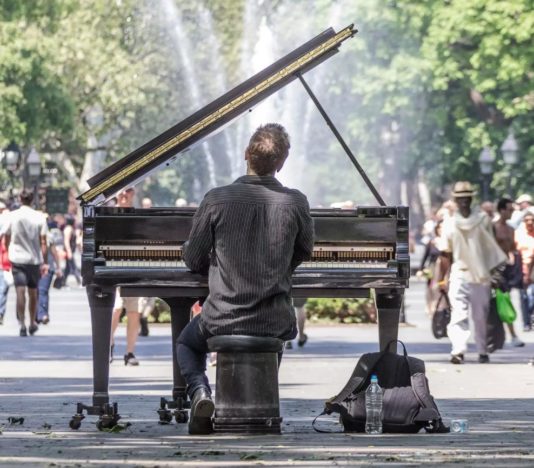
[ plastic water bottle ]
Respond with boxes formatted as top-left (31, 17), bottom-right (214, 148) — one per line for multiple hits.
top-left (365, 374), bottom-right (383, 434)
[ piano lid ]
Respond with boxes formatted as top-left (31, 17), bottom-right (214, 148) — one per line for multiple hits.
top-left (79, 24), bottom-right (356, 205)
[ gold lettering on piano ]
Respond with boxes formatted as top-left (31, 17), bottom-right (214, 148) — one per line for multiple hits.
top-left (81, 26), bottom-right (354, 203)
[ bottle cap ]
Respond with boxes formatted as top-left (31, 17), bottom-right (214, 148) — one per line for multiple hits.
top-left (370, 374), bottom-right (378, 382)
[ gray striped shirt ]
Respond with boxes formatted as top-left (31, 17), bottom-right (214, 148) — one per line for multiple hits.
top-left (183, 175), bottom-right (314, 337)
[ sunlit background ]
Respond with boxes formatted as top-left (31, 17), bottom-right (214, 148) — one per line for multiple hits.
top-left (0, 0), bottom-right (532, 231)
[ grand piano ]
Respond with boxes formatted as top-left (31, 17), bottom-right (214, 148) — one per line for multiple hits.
top-left (71, 24), bottom-right (409, 429)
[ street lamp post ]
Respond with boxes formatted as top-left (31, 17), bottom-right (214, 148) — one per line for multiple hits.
top-left (478, 147), bottom-right (495, 201)
top-left (26, 147), bottom-right (42, 208)
top-left (500, 130), bottom-right (518, 197)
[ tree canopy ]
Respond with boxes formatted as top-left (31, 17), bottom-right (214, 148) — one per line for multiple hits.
top-left (0, 0), bottom-right (532, 222)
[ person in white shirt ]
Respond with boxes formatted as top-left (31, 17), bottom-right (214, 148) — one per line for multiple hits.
top-left (3, 190), bottom-right (48, 336)
top-left (437, 181), bottom-right (506, 364)
top-left (508, 194), bottom-right (532, 230)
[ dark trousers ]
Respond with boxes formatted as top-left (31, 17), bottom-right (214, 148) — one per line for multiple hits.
top-left (520, 285), bottom-right (534, 327)
top-left (176, 315), bottom-right (297, 399)
top-left (0, 272), bottom-right (8, 319)
top-left (63, 258), bottom-right (81, 286)
top-left (37, 268), bottom-right (55, 321)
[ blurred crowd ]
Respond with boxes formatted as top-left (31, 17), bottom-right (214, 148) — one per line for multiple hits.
top-left (417, 185), bottom-right (533, 363)
top-left (0, 191), bottom-right (83, 333)
top-left (2, 184), bottom-right (532, 367)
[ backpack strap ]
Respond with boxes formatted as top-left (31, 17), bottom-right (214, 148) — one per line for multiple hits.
top-left (410, 373), bottom-right (450, 433)
top-left (312, 410), bottom-right (342, 433)
top-left (328, 350), bottom-right (385, 405)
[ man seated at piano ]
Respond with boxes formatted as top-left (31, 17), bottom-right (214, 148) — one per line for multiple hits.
top-left (177, 123), bottom-right (314, 434)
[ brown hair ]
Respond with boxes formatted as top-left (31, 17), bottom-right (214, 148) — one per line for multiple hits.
top-left (20, 189), bottom-right (34, 205)
top-left (246, 123), bottom-right (290, 176)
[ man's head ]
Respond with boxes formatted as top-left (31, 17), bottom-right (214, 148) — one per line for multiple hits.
top-left (451, 181), bottom-right (475, 216)
top-left (117, 187), bottom-right (135, 208)
top-left (245, 123), bottom-right (290, 176)
top-left (515, 194), bottom-right (532, 211)
top-left (480, 201), bottom-right (495, 219)
top-left (19, 189), bottom-right (34, 206)
top-left (497, 197), bottom-right (514, 221)
top-left (141, 197), bottom-right (153, 209)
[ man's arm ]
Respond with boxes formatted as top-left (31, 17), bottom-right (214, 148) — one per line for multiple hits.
top-left (183, 198), bottom-right (213, 274)
top-left (290, 201), bottom-right (314, 271)
top-left (64, 226), bottom-right (73, 259)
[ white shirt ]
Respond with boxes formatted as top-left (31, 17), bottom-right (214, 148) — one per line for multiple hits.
top-left (3, 206), bottom-right (47, 265)
top-left (440, 211), bottom-right (506, 284)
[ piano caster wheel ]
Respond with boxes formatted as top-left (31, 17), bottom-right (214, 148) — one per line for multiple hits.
top-left (69, 415), bottom-right (84, 430)
top-left (158, 409), bottom-right (173, 425)
top-left (174, 410), bottom-right (188, 424)
top-left (96, 414), bottom-right (120, 431)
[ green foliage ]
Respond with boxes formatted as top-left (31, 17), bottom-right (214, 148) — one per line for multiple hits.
top-left (305, 298), bottom-right (377, 324)
top-left (421, 0), bottom-right (534, 196)
top-left (0, 0), bottom-right (531, 205)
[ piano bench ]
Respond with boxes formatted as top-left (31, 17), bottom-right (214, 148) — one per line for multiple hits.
top-left (207, 335), bottom-right (284, 434)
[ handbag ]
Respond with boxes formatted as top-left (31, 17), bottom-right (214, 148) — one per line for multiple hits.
top-left (431, 291), bottom-right (451, 339)
top-left (313, 340), bottom-right (449, 434)
top-left (494, 288), bottom-right (516, 324)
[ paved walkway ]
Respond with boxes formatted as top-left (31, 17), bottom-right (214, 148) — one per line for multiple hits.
top-left (0, 281), bottom-right (533, 467)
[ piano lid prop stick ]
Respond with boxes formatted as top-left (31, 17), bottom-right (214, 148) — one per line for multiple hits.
top-left (296, 73), bottom-right (386, 207)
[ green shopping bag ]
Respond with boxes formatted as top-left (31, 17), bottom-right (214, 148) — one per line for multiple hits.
top-left (495, 289), bottom-right (517, 324)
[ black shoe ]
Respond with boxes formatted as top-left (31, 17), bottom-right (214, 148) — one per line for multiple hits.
top-left (285, 341), bottom-right (293, 350)
top-left (124, 352), bottom-right (139, 366)
top-left (29, 324), bottom-right (38, 336)
top-left (110, 344), bottom-right (114, 363)
top-left (188, 387), bottom-right (214, 435)
top-left (139, 316), bottom-right (149, 336)
top-left (478, 354), bottom-right (490, 364)
top-left (19, 327), bottom-right (27, 337)
top-left (297, 334), bottom-right (308, 347)
top-left (450, 353), bottom-right (464, 364)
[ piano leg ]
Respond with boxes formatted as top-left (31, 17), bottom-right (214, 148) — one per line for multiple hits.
top-left (376, 289), bottom-right (404, 353)
top-left (70, 286), bottom-right (118, 430)
top-left (157, 297), bottom-right (196, 425)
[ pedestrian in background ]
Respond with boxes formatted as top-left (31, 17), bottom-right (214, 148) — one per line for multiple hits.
top-left (110, 188), bottom-right (142, 366)
top-left (516, 210), bottom-right (534, 331)
top-left (437, 181), bottom-right (506, 364)
top-left (36, 217), bottom-right (63, 324)
top-left (3, 190), bottom-right (48, 336)
top-left (286, 298), bottom-right (308, 349)
top-left (493, 198), bottom-right (524, 346)
top-left (62, 215), bottom-right (81, 287)
top-left (509, 194), bottom-right (532, 230)
top-left (480, 201), bottom-right (496, 221)
top-left (0, 202), bottom-right (12, 325)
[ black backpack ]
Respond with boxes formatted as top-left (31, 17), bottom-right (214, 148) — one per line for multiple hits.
top-left (313, 340), bottom-right (449, 433)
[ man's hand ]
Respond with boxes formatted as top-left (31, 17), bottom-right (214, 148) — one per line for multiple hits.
top-left (490, 263), bottom-right (507, 291)
top-left (437, 279), bottom-right (448, 293)
top-left (40, 263), bottom-right (49, 277)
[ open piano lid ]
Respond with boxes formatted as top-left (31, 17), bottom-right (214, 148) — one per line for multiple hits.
top-left (78, 24), bottom-right (356, 206)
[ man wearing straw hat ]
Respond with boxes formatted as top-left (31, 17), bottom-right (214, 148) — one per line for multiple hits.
top-left (438, 181), bottom-right (507, 364)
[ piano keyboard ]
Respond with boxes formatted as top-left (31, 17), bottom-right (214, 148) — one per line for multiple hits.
top-left (99, 243), bottom-right (393, 270)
